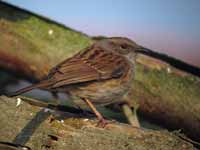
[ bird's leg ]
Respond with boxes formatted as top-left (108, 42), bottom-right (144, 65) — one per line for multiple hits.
top-left (51, 91), bottom-right (59, 99)
top-left (121, 95), bottom-right (140, 128)
top-left (81, 98), bottom-right (107, 127)
top-left (51, 91), bottom-right (60, 105)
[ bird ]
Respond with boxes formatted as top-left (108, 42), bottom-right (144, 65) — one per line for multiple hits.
top-left (8, 37), bottom-right (140, 126)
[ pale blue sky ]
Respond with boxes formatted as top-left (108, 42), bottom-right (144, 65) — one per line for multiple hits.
top-left (5, 0), bottom-right (200, 66)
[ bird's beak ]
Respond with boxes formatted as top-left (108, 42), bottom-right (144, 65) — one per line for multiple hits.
top-left (135, 46), bottom-right (151, 54)
top-left (134, 45), bottom-right (200, 77)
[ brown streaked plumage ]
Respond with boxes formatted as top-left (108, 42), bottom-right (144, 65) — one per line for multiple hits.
top-left (9, 37), bottom-right (139, 126)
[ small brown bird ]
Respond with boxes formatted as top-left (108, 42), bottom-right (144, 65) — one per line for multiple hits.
top-left (10, 37), bottom-right (140, 126)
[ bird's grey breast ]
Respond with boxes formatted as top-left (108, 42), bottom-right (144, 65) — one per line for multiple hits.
top-left (70, 61), bottom-right (134, 106)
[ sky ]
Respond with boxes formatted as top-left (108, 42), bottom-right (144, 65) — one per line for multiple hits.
top-left (5, 0), bottom-right (200, 67)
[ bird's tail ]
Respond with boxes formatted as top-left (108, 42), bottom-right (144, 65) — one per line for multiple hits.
top-left (7, 80), bottom-right (53, 97)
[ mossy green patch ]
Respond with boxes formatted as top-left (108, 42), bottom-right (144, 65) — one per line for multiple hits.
top-left (134, 63), bottom-right (200, 123)
top-left (0, 4), bottom-right (91, 71)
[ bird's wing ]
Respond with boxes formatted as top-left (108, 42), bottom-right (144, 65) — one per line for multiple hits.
top-left (48, 45), bottom-right (129, 88)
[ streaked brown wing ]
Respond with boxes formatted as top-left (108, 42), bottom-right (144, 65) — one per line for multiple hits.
top-left (48, 45), bottom-right (129, 88)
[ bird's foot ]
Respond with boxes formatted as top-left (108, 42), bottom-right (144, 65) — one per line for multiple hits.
top-left (96, 117), bottom-right (108, 128)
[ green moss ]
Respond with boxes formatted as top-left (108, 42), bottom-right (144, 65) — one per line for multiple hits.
top-left (135, 63), bottom-right (200, 117)
top-left (0, 4), bottom-right (91, 70)
top-left (136, 64), bottom-right (200, 102)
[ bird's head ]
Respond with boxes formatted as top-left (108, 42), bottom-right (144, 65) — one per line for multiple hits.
top-left (96, 37), bottom-right (140, 62)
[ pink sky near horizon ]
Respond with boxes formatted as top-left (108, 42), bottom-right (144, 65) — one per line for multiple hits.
top-left (67, 17), bottom-right (200, 66)
top-left (80, 26), bottom-right (200, 67)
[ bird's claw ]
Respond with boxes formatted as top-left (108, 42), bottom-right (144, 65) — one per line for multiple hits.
top-left (96, 118), bottom-right (108, 128)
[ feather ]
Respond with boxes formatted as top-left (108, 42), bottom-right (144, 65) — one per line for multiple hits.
top-left (47, 46), bottom-right (129, 88)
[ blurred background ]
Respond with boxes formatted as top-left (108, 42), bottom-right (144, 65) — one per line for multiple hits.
top-left (4, 0), bottom-right (200, 67)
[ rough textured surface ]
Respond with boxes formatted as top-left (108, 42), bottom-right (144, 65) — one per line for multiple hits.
top-left (0, 1), bottom-right (200, 145)
top-left (132, 56), bottom-right (200, 141)
top-left (0, 96), bottom-right (193, 150)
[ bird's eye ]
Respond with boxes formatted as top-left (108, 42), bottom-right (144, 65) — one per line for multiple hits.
top-left (118, 44), bottom-right (129, 54)
top-left (120, 44), bottom-right (128, 49)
